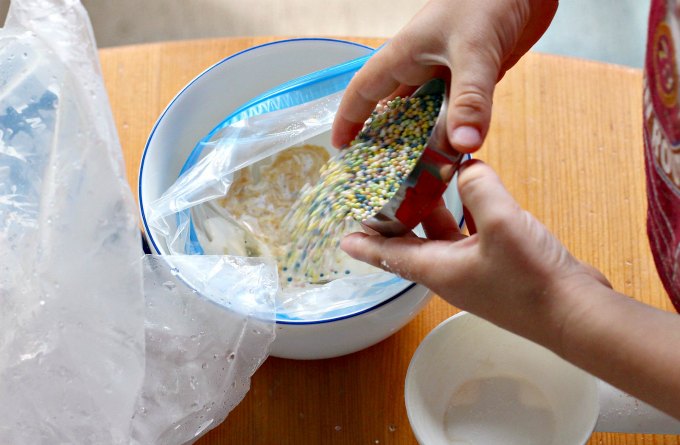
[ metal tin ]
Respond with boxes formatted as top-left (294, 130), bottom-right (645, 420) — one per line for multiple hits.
top-left (361, 78), bottom-right (465, 236)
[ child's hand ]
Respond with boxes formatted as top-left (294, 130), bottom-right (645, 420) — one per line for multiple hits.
top-left (340, 160), bottom-right (610, 348)
top-left (332, 0), bottom-right (558, 153)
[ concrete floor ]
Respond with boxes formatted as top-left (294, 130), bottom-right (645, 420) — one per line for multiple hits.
top-left (0, 0), bottom-right (650, 68)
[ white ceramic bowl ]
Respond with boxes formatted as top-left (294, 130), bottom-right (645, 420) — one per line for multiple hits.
top-left (139, 38), bottom-right (464, 360)
top-left (405, 312), bottom-right (599, 445)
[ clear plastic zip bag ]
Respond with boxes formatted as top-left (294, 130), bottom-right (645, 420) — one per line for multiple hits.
top-left (0, 1), bottom-right (276, 443)
top-left (147, 48), bottom-right (417, 321)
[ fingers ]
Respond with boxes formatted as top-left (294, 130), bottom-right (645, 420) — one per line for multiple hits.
top-left (340, 161), bottom-right (520, 289)
top-left (446, 45), bottom-right (501, 153)
top-left (340, 232), bottom-right (450, 283)
top-left (463, 206), bottom-right (477, 235)
top-left (456, 160), bottom-right (520, 233)
top-left (331, 43), bottom-right (443, 148)
top-left (385, 84), bottom-right (420, 102)
top-left (331, 55), bottom-right (399, 148)
top-left (422, 199), bottom-right (465, 241)
top-left (505, 0), bottom-right (558, 70)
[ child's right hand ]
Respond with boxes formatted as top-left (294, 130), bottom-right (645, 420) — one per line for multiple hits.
top-left (341, 160), bottom-right (611, 352)
top-left (332, 0), bottom-right (558, 153)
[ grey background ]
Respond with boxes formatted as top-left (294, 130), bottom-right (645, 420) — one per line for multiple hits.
top-left (0, 0), bottom-right (650, 67)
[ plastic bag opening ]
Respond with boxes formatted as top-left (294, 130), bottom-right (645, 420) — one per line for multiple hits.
top-left (146, 50), bottom-right (422, 321)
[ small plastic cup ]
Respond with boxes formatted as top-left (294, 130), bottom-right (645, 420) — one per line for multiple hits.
top-left (405, 312), bottom-right (598, 444)
top-left (405, 312), bottom-right (680, 444)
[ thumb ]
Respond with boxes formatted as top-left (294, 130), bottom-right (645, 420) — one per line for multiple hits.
top-left (456, 159), bottom-right (520, 233)
top-left (446, 47), bottom-right (500, 153)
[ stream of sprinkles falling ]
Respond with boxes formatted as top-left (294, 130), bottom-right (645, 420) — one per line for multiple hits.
top-left (280, 92), bottom-right (443, 284)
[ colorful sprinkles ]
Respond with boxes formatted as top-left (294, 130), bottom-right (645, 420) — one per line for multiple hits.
top-left (281, 92), bottom-right (443, 284)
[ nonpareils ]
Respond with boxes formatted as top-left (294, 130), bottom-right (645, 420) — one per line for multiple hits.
top-left (281, 93), bottom-right (443, 284)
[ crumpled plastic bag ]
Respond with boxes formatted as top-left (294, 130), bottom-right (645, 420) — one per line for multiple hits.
top-left (132, 256), bottom-right (275, 444)
top-left (146, 45), bottom-right (416, 321)
top-left (0, 1), bottom-right (276, 443)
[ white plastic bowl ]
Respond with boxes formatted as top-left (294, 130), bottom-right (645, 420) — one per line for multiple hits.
top-left (405, 312), bottom-right (600, 445)
top-left (139, 38), bottom-right (464, 360)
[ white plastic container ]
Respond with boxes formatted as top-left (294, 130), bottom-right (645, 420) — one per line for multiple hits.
top-left (405, 312), bottom-right (680, 444)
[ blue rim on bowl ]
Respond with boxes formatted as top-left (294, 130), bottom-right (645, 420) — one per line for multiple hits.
top-left (139, 38), bottom-right (465, 325)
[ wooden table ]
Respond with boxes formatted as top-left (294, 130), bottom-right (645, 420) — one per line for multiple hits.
top-left (100, 36), bottom-right (679, 445)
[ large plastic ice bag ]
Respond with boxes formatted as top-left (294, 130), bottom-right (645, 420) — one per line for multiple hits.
top-left (0, 1), bottom-right (276, 444)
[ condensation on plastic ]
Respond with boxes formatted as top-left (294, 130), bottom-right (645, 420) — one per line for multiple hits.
top-left (132, 256), bottom-right (276, 445)
top-left (0, 1), bottom-right (146, 443)
top-left (0, 1), bottom-right (276, 444)
top-left (147, 48), bottom-right (419, 320)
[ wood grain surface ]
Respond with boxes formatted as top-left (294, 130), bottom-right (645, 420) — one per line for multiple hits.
top-left (99, 36), bottom-right (679, 445)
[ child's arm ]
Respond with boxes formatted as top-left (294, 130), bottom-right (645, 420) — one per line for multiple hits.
top-left (341, 160), bottom-right (680, 420)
